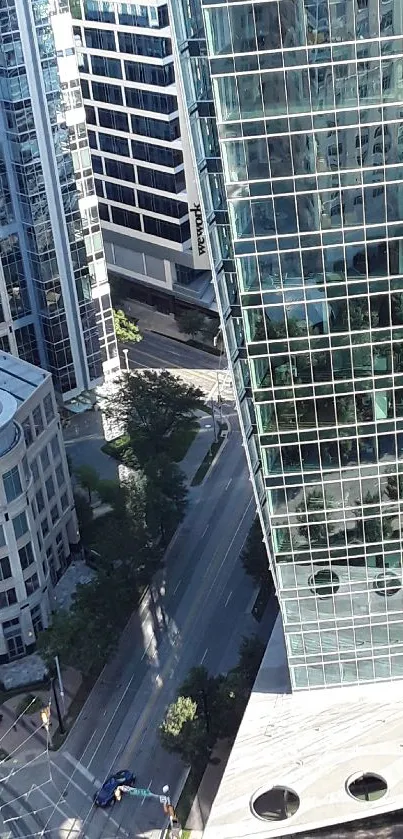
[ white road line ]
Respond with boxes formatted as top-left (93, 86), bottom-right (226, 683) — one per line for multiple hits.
top-left (173, 579), bottom-right (182, 595)
top-left (49, 762), bottom-right (95, 803)
top-left (33, 786), bottom-right (72, 821)
top-left (225, 591), bottom-right (232, 607)
top-left (200, 648), bottom-right (208, 665)
top-left (62, 753), bottom-right (96, 784)
top-left (141, 636), bottom-right (156, 661)
top-left (225, 478), bottom-right (232, 490)
top-left (202, 525), bottom-right (209, 538)
top-left (141, 779), bottom-right (153, 807)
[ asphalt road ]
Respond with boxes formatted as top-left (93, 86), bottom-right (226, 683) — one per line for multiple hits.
top-left (0, 340), bottom-right (273, 839)
top-left (121, 331), bottom-right (232, 401)
top-left (0, 421), bottom-right (258, 839)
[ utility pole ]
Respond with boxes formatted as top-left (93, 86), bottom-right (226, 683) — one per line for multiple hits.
top-left (54, 655), bottom-right (65, 715)
top-left (162, 785), bottom-right (174, 833)
top-left (52, 678), bottom-right (64, 734)
top-left (216, 370), bottom-right (223, 423)
top-left (211, 398), bottom-right (217, 442)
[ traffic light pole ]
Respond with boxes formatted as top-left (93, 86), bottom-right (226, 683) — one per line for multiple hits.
top-left (52, 678), bottom-right (64, 734)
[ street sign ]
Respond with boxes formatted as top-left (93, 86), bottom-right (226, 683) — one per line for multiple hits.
top-left (118, 787), bottom-right (168, 805)
top-left (119, 786), bottom-right (155, 797)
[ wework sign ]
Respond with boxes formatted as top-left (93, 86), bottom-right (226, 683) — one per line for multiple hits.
top-left (190, 203), bottom-right (206, 256)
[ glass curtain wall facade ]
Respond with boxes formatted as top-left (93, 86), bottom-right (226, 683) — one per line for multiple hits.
top-left (0, 0), bottom-right (118, 398)
top-left (171, 0), bottom-right (403, 689)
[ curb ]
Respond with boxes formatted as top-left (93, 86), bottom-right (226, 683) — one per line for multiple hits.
top-left (60, 586), bottom-right (151, 750)
top-left (199, 411), bottom-right (233, 486)
top-left (159, 766), bottom-right (191, 839)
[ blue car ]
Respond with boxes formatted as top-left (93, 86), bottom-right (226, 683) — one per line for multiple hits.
top-left (94, 770), bottom-right (136, 807)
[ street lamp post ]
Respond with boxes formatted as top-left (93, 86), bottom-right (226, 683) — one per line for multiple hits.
top-left (122, 347), bottom-right (129, 372)
top-left (162, 785), bottom-right (174, 833)
top-left (211, 398), bottom-right (217, 442)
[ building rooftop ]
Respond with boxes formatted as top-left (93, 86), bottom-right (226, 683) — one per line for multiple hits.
top-left (0, 353), bottom-right (49, 406)
top-left (203, 616), bottom-right (403, 839)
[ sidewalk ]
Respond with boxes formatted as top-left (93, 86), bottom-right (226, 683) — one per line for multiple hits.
top-left (123, 300), bottom-right (185, 342)
top-left (186, 740), bottom-right (232, 833)
top-left (180, 412), bottom-right (215, 485)
top-left (0, 666), bottom-right (82, 768)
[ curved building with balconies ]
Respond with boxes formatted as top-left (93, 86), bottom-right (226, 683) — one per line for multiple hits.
top-left (0, 353), bottom-right (78, 662)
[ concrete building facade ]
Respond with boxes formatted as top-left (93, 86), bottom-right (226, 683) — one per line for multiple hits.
top-left (0, 353), bottom-right (77, 663)
top-left (72, 0), bottom-right (215, 311)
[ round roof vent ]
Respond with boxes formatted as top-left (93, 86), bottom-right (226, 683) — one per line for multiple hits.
top-left (251, 786), bottom-right (300, 821)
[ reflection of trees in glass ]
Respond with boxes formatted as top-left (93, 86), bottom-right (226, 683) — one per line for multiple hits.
top-left (355, 393), bottom-right (373, 422)
top-left (349, 299), bottom-right (369, 330)
top-left (355, 491), bottom-right (393, 543)
top-left (287, 317), bottom-right (307, 337)
top-left (391, 294), bottom-right (403, 325)
top-left (297, 489), bottom-right (334, 545)
top-left (266, 319), bottom-right (287, 339)
top-left (276, 402), bottom-right (296, 428)
top-left (340, 439), bottom-right (357, 465)
top-left (336, 395), bottom-right (355, 424)
top-left (385, 471), bottom-right (403, 502)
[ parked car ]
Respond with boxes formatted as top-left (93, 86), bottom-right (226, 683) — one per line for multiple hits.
top-left (94, 770), bottom-right (136, 807)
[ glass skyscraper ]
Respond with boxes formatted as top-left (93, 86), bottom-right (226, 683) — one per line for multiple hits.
top-left (0, 0), bottom-right (118, 399)
top-left (171, 0), bottom-right (403, 689)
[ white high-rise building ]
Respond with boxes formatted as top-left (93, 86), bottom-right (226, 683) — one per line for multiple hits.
top-left (72, 0), bottom-right (215, 312)
top-left (0, 352), bottom-right (78, 663)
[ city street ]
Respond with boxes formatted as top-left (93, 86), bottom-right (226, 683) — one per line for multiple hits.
top-left (121, 331), bottom-right (233, 402)
top-left (0, 342), bottom-right (268, 838)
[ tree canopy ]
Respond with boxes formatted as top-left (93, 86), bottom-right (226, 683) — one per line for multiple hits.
top-left (113, 309), bottom-right (142, 343)
top-left (159, 635), bottom-right (265, 767)
top-left (104, 370), bottom-right (204, 461)
top-left (176, 309), bottom-right (205, 339)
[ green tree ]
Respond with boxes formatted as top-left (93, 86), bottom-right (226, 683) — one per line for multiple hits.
top-left (176, 309), bottom-right (205, 339)
top-left (96, 478), bottom-right (122, 507)
top-left (74, 465), bottom-right (99, 504)
top-left (113, 309), bottom-right (142, 343)
top-left (143, 456), bottom-right (188, 545)
top-left (90, 477), bottom-right (161, 589)
top-left (241, 518), bottom-right (270, 589)
top-left (104, 370), bottom-right (204, 461)
top-left (38, 574), bottom-right (135, 676)
top-left (73, 492), bottom-right (93, 534)
top-left (159, 696), bottom-right (207, 766)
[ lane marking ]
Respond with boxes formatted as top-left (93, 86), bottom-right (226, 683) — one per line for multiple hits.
top-left (62, 753), bottom-right (96, 785)
top-left (200, 648), bottom-right (208, 665)
top-left (225, 478), bottom-right (232, 491)
top-left (225, 591), bottom-right (232, 607)
top-left (32, 786), bottom-right (71, 821)
top-left (141, 779), bottom-right (153, 807)
top-left (118, 496), bottom-right (254, 765)
top-left (202, 525), bottom-right (209, 538)
top-left (173, 579), bottom-right (182, 595)
top-left (49, 762), bottom-right (95, 803)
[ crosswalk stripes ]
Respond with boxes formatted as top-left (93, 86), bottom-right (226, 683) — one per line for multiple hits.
top-left (61, 752), bottom-right (96, 784)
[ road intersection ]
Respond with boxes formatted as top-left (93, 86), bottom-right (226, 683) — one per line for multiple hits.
top-left (0, 337), bottom-right (273, 839)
